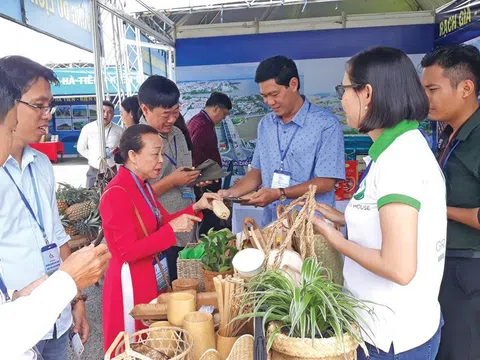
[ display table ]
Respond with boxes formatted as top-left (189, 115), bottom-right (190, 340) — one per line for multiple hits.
top-left (232, 200), bottom-right (349, 235)
top-left (29, 142), bottom-right (65, 163)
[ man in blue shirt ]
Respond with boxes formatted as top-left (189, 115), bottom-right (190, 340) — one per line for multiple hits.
top-left (219, 56), bottom-right (345, 226)
top-left (0, 56), bottom-right (89, 360)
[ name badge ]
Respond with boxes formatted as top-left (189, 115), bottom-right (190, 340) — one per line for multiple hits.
top-left (153, 255), bottom-right (170, 292)
top-left (105, 147), bottom-right (111, 160)
top-left (69, 332), bottom-right (85, 359)
top-left (41, 243), bottom-right (61, 276)
top-left (271, 170), bottom-right (291, 189)
top-left (180, 186), bottom-right (195, 199)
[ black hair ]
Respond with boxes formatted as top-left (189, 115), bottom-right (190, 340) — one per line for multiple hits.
top-left (255, 55), bottom-right (301, 91)
top-left (138, 75), bottom-right (180, 110)
top-left (121, 95), bottom-right (142, 125)
top-left (421, 44), bottom-right (480, 96)
top-left (103, 100), bottom-right (115, 111)
top-left (206, 92), bottom-right (233, 110)
top-left (347, 46), bottom-right (429, 133)
top-left (0, 55), bottom-right (59, 93)
top-left (114, 124), bottom-right (159, 165)
top-left (174, 113), bottom-right (193, 151)
top-left (0, 66), bottom-right (21, 122)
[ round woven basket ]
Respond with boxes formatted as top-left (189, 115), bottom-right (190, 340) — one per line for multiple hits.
top-left (268, 324), bottom-right (358, 360)
top-left (201, 268), bottom-right (234, 292)
top-left (106, 327), bottom-right (194, 360)
top-left (172, 278), bottom-right (200, 292)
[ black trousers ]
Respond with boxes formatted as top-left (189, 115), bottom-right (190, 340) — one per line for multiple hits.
top-left (165, 246), bottom-right (184, 283)
top-left (436, 257), bottom-right (480, 360)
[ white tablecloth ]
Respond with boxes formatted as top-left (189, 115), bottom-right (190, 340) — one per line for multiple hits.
top-left (232, 200), bottom-right (350, 235)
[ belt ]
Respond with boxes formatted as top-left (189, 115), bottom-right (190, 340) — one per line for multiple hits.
top-left (446, 249), bottom-right (480, 259)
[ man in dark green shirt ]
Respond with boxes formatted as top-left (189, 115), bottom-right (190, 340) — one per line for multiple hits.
top-left (422, 44), bottom-right (480, 360)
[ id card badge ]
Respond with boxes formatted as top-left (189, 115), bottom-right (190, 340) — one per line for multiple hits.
top-left (69, 331), bottom-right (85, 359)
top-left (105, 147), bottom-right (111, 160)
top-left (271, 170), bottom-right (291, 189)
top-left (153, 254), bottom-right (170, 292)
top-left (41, 243), bottom-right (61, 276)
top-left (180, 186), bottom-right (195, 199)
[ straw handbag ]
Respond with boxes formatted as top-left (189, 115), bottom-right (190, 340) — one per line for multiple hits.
top-left (105, 327), bottom-right (194, 360)
top-left (199, 335), bottom-right (254, 360)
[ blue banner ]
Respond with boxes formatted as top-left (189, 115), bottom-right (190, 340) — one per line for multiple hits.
top-left (0, 0), bottom-right (22, 21)
top-left (24, 0), bottom-right (93, 51)
top-left (435, 0), bottom-right (480, 47)
top-left (52, 67), bottom-right (141, 96)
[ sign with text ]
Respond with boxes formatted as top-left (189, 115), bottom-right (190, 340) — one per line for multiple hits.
top-left (0, 0), bottom-right (22, 22)
top-left (436, 0), bottom-right (480, 40)
top-left (24, 0), bottom-right (93, 51)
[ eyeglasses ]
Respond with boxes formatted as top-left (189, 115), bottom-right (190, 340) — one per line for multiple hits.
top-left (335, 84), bottom-right (364, 100)
top-left (17, 100), bottom-right (57, 115)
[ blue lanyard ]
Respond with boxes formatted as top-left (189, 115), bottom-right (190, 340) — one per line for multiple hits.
top-left (127, 168), bottom-right (161, 228)
top-left (164, 137), bottom-right (178, 167)
top-left (276, 123), bottom-right (300, 170)
top-left (0, 274), bottom-right (10, 302)
top-left (356, 161), bottom-right (372, 192)
top-left (440, 140), bottom-right (460, 170)
top-left (3, 165), bottom-right (49, 245)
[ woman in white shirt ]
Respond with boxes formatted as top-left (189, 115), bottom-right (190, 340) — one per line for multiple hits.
top-left (313, 47), bottom-right (446, 359)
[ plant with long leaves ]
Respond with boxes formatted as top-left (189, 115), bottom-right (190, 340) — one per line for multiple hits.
top-left (234, 257), bottom-right (375, 352)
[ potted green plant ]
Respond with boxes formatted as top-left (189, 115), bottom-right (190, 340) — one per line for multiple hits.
top-left (200, 228), bottom-right (238, 291)
top-left (235, 257), bottom-right (374, 359)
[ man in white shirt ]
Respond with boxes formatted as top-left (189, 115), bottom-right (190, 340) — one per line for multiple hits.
top-left (77, 100), bottom-right (123, 188)
top-left (0, 55), bottom-right (88, 360)
top-left (0, 59), bottom-right (111, 360)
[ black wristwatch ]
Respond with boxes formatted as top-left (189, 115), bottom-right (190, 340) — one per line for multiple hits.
top-left (279, 188), bottom-right (287, 201)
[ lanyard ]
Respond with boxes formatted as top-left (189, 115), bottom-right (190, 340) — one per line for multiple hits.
top-left (164, 136), bottom-right (178, 167)
top-left (276, 123), bottom-right (300, 170)
top-left (3, 165), bottom-right (49, 245)
top-left (105, 126), bottom-right (112, 143)
top-left (356, 161), bottom-right (372, 192)
top-left (0, 274), bottom-right (10, 302)
top-left (439, 140), bottom-right (460, 170)
top-left (127, 168), bottom-right (161, 228)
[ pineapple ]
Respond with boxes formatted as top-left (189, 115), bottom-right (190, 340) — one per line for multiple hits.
top-left (57, 199), bottom-right (69, 214)
top-left (65, 201), bottom-right (97, 221)
top-left (60, 214), bottom-right (79, 236)
top-left (74, 209), bottom-right (101, 238)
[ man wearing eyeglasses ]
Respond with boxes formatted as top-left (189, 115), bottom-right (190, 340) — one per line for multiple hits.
top-left (219, 56), bottom-right (345, 226)
top-left (0, 56), bottom-right (89, 360)
top-left (77, 100), bottom-right (123, 188)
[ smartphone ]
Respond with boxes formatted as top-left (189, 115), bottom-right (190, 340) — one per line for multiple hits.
top-left (224, 197), bottom-right (250, 203)
top-left (182, 167), bottom-right (196, 172)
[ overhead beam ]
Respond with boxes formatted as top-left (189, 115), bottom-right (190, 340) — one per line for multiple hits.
top-left (134, 0), bottom-right (175, 27)
top-left (97, 0), bottom-right (174, 46)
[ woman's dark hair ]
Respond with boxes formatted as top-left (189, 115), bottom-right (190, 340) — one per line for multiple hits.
top-left (255, 55), bottom-right (301, 91)
top-left (121, 95), bottom-right (142, 125)
top-left (174, 113), bottom-right (193, 151)
top-left (347, 47), bottom-right (429, 133)
top-left (114, 124), bottom-right (159, 165)
top-left (0, 55), bottom-right (59, 93)
top-left (0, 66), bottom-right (21, 121)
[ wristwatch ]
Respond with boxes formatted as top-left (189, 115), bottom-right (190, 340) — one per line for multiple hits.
top-left (279, 188), bottom-right (287, 201)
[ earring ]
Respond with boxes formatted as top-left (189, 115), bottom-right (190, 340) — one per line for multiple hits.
top-left (364, 106), bottom-right (368, 110)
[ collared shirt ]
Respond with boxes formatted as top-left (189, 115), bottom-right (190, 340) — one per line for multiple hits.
top-left (0, 146), bottom-right (72, 340)
top-left (149, 127), bottom-right (197, 247)
top-left (0, 270), bottom-right (77, 360)
top-left (344, 120), bottom-right (446, 353)
top-left (77, 121), bottom-right (123, 170)
top-left (187, 110), bottom-right (222, 168)
top-left (435, 108), bottom-right (480, 250)
top-left (251, 97), bottom-right (345, 226)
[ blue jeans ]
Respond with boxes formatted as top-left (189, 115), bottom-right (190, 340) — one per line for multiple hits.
top-left (358, 320), bottom-right (442, 360)
top-left (35, 329), bottom-right (69, 360)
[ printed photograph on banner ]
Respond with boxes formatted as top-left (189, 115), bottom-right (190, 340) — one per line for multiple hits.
top-left (177, 54), bottom-right (425, 175)
top-left (56, 118), bottom-right (73, 132)
top-left (88, 105), bottom-right (98, 121)
top-left (73, 118), bottom-right (89, 131)
top-left (72, 105), bottom-right (88, 118)
top-left (55, 105), bottom-right (72, 118)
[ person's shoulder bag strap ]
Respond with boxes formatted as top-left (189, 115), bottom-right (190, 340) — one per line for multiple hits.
top-left (101, 186), bottom-right (172, 292)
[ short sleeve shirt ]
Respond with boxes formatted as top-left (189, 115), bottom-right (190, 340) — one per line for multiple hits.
top-left (251, 97), bottom-right (345, 226)
top-left (435, 109), bottom-right (480, 250)
top-left (344, 120), bottom-right (446, 353)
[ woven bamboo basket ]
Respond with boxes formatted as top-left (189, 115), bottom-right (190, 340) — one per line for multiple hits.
top-left (177, 243), bottom-right (205, 291)
top-left (172, 278), bottom-right (200, 292)
top-left (198, 334), bottom-right (254, 360)
top-left (105, 327), bottom-right (194, 360)
top-left (267, 323), bottom-right (358, 360)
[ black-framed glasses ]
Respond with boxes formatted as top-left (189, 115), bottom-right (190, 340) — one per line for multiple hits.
top-left (17, 100), bottom-right (57, 115)
top-left (335, 84), bottom-right (364, 100)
